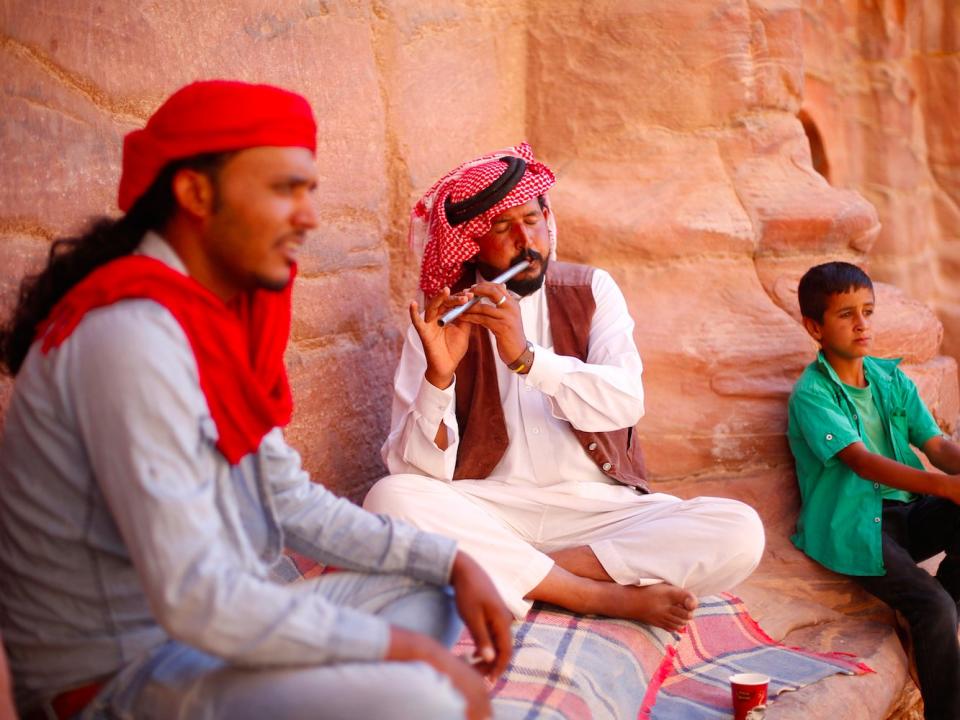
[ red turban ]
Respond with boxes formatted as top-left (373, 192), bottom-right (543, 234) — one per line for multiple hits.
top-left (118, 80), bottom-right (317, 211)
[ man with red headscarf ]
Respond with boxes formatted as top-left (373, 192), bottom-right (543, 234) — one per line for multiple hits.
top-left (0, 81), bottom-right (511, 720)
top-left (365, 144), bottom-right (766, 628)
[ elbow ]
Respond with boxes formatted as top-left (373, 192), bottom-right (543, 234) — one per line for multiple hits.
top-left (836, 443), bottom-right (869, 477)
top-left (149, 567), bottom-right (232, 656)
top-left (153, 584), bottom-right (215, 647)
top-left (619, 399), bottom-right (644, 428)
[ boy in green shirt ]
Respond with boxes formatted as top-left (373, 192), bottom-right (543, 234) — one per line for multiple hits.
top-left (788, 261), bottom-right (960, 719)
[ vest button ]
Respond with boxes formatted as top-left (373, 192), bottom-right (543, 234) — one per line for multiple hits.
top-left (587, 442), bottom-right (598, 451)
top-left (601, 461), bottom-right (612, 472)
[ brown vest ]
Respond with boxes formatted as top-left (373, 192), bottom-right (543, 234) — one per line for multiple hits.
top-left (452, 261), bottom-right (649, 491)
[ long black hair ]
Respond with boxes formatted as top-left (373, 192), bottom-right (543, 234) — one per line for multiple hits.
top-left (0, 152), bottom-right (232, 376)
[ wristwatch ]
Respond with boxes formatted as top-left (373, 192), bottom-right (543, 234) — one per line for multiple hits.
top-left (507, 340), bottom-right (535, 374)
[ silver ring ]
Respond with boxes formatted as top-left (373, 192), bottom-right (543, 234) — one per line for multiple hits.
top-left (496, 295), bottom-right (507, 307)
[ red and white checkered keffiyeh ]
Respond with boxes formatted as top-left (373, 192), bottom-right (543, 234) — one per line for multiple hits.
top-left (410, 142), bottom-right (557, 297)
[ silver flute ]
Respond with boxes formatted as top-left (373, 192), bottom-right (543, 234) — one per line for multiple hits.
top-left (437, 260), bottom-right (530, 327)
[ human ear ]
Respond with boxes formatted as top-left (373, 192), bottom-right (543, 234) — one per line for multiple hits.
top-left (801, 316), bottom-right (823, 342)
top-left (171, 168), bottom-right (216, 219)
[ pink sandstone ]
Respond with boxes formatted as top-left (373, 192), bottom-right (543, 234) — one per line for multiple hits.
top-left (1, 2), bottom-right (956, 717)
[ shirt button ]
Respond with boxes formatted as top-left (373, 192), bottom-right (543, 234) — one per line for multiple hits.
top-left (602, 462), bottom-right (613, 472)
top-left (524, 385), bottom-right (532, 392)
top-left (587, 442), bottom-right (598, 451)
top-left (532, 427), bottom-right (540, 435)
top-left (825, 433), bottom-right (834, 441)
top-left (853, 414), bottom-right (858, 421)
top-left (874, 517), bottom-right (881, 523)
top-left (874, 483), bottom-right (880, 489)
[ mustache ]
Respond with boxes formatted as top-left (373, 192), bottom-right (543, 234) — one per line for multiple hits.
top-left (511, 249), bottom-right (545, 267)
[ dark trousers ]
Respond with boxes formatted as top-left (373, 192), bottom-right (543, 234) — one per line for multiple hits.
top-left (853, 497), bottom-right (960, 720)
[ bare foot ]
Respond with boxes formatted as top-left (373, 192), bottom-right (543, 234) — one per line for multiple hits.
top-left (602, 582), bottom-right (697, 632)
top-left (528, 566), bottom-right (697, 631)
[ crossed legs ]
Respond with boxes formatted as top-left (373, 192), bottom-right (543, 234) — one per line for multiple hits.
top-left (364, 474), bottom-right (764, 630)
top-left (530, 546), bottom-right (698, 631)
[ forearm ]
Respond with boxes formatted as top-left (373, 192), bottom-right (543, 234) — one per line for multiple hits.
top-left (260, 429), bottom-right (457, 580)
top-left (382, 374), bottom-right (459, 478)
top-left (382, 407), bottom-right (458, 478)
top-left (527, 346), bottom-right (645, 431)
top-left (379, 325), bottom-right (461, 474)
top-left (924, 435), bottom-right (960, 475)
top-left (284, 508), bottom-right (457, 585)
top-left (527, 269), bottom-right (645, 431)
top-left (156, 556), bottom-right (392, 666)
top-left (838, 442), bottom-right (955, 497)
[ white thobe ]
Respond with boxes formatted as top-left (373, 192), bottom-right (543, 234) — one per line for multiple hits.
top-left (368, 268), bottom-right (764, 617)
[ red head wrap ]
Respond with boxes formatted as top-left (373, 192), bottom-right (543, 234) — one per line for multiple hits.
top-left (410, 143), bottom-right (556, 297)
top-left (118, 80), bottom-right (317, 211)
top-left (39, 80), bottom-right (318, 464)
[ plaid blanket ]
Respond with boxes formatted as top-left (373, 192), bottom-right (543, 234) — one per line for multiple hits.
top-left (455, 593), bottom-right (872, 720)
top-left (645, 594), bottom-right (873, 719)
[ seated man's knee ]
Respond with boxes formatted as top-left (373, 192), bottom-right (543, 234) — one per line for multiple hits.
top-left (363, 473), bottom-right (432, 515)
top-left (708, 498), bottom-right (766, 572)
top-left (734, 502), bottom-right (766, 565)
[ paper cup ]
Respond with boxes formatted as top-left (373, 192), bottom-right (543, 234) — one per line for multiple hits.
top-left (729, 672), bottom-right (769, 720)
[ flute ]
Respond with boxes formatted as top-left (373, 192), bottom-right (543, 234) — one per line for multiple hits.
top-left (437, 260), bottom-right (530, 327)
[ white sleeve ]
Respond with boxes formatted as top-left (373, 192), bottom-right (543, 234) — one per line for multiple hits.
top-left (380, 323), bottom-right (459, 480)
top-left (524, 269), bottom-right (645, 431)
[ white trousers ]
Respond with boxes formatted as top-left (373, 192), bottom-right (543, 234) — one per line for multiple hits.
top-left (364, 475), bottom-right (765, 618)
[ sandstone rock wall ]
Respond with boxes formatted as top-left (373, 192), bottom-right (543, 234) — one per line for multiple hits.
top-left (0, 0), bottom-right (529, 501)
top-left (801, 0), bottom-right (960, 360)
top-left (2, 1), bottom-right (957, 717)
top-left (1, 0), bottom-right (956, 497)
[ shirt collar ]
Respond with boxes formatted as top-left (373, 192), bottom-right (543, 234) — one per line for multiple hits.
top-left (136, 230), bottom-right (189, 276)
top-left (814, 351), bottom-right (901, 393)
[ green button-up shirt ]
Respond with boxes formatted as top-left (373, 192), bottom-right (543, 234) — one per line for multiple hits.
top-left (787, 353), bottom-right (943, 576)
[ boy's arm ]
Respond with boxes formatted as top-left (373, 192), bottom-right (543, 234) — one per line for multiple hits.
top-left (922, 435), bottom-right (960, 475)
top-left (837, 441), bottom-right (960, 503)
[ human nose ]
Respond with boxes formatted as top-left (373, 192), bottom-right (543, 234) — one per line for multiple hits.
top-left (854, 310), bottom-right (870, 330)
top-left (509, 221), bottom-right (531, 248)
top-left (294, 192), bottom-right (319, 230)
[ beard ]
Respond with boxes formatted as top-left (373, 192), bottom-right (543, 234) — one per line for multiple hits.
top-left (477, 249), bottom-right (549, 297)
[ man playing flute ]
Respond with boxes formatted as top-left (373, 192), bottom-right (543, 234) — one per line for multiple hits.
top-left (365, 143), bottom-right (765, 628)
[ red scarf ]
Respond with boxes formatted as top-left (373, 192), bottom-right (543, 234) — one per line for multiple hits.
top-left (37, 255), bottom-right (294, 465)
